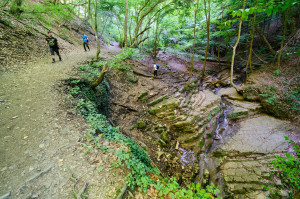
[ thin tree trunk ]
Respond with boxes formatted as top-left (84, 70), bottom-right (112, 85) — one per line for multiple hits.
top-left (130, 0), bottom-right (166, 48)
top-left (100, 16), bottom-right (110, 39)
top-left (277, 10), bottom-right (288, 69)
top-left (153, 20), bottom-right (159, 58)
top-left (129, 16), bottom-right (133, 45)
top-left (90, 64), bottom-right (107, 89)
top-left (217, 6), bottom-right (224, 65)
top-left (94, 2), bottom-right (100, 60)
top-left (230, 0), bottom-right (246, 87)
top-left (202, 0), bottom-right (210, 76)
top-left (124, 0), bottom-right (128, 47)
top-left (190, 0), bottom-right (199, 78)
top-left (255, 24), bottom-right (276, 56)
top-left (88, 0), bottom-right (100, 60)
top-left (245, 12), bottom-right (256, 77)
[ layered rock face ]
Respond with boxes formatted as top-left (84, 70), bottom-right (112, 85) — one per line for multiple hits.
top-left (148, 86), bottom-right (298, 198)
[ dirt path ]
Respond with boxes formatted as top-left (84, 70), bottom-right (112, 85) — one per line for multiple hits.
top-left (0, 46), bottom-right (124, 199)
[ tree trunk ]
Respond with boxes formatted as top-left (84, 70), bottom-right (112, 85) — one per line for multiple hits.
top-left (153, 18), bottom-right (160, 58)
top-left (277, 10), bottom-right (288, 69)
top-left (245, 12), bottom-right (256, 78)
top-left (90, 64), bottom-right (107, 89)
top-left (9, 0), bottom-right (23, 16)
top-left (88, 0), bottom-right (100, 60)
top-left (129, 16), bottom-right (133, 45)
top-left (217, 6), bottom-right (224, 65)
top-left (124, 0), bottom-right (128, 47)
top-left (202, 0), bottom-right (210, 76)
top-left (100, 16), bottom-right (110, 39)
top-left (255, 24), bottom-right (276, 56)
top-left (230, 0), bottom-right (246, 87)
top-left (190, 0), bottom-right (199, 78)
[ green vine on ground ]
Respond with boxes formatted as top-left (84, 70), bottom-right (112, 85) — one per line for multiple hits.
top-left (264, 136), bottom-right (300, 198)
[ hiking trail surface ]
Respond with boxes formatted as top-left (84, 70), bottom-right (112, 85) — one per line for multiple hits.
top-left (0, 44), bottom-right (125, 199)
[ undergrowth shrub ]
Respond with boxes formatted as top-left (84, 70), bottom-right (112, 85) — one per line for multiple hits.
top-left (264, 137), bottom-right (300, 198)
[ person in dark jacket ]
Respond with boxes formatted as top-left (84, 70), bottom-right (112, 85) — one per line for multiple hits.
top-left (45, 31), bottom-right (62, 63)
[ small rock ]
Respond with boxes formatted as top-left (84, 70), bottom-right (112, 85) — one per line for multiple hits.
top-left (12, 116), bottom-right (18, 119)
top-left (214, 135), bottom-right (221, 140)
top-left (39, 143), bottom-right (45, 148)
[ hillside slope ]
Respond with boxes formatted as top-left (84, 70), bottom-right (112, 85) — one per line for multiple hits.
top-left (0, 1), bottom-right (102, 72)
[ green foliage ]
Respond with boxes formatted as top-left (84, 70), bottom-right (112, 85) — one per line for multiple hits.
top-left (259, 85), bottom-right (279, 106)
top-left (136, 121), bottom-right (146, 129)
top-left (259, 83), bottom-right (299, 116)
top-left (22, 1), bottom-right (73, 26)
top-left (182, 82), bottom-right (198, 93)
top-left (0, 18), bottom-right (13, 27)
top-left (273, 70), bottom-right (281, 77)
top-left (109, 48), bottom-right (135, 70)
top-left (264, 137), bottom-right (300, 198)
top-left (285, 89), bottom-right (300, 111)
top-left (154, 178), bottom-right (221, 199)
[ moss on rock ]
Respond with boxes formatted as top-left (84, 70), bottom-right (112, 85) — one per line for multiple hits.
top-left (136, 121), bottom-right (146, 129)
top-left (148, 95), bottom-right (168, 106)
top-left (160, 132), bottom-right (169, 142)
top-left (138, 91), bottom-right (148, 100)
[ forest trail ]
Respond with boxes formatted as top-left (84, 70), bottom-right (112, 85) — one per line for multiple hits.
top-left (0, 45), bottom-right (123, 198)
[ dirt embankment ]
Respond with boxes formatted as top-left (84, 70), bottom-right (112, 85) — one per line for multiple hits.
top-left (0, 6), bottom-right (102, 72)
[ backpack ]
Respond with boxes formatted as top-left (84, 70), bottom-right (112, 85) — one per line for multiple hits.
top-left (156, 64), bottom-right (160, 69)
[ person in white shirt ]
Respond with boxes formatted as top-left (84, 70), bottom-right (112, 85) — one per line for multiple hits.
top-left (153, 64), bottom-right (158, 77)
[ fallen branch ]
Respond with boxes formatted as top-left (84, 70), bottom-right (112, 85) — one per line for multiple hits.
top-left (112, 102), bottom-right (138, 112)
top-left (252, 51), bottom-right (268, 63)
top-left (199, 58), bottom-right (230, 64)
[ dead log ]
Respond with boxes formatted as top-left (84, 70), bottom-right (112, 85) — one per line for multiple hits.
top-left (252, 51), bottom-right (268, 63)
top-left (255, 25), bottom-right (276, 56)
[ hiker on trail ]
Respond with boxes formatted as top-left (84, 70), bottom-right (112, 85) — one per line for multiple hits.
top-left (82, 34), bottom-right (90, 51)
top-left (153, 64), bottom-right (159, 77)
top-left (45, 31), bottom-right (62, 63)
